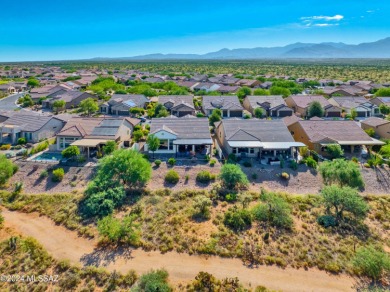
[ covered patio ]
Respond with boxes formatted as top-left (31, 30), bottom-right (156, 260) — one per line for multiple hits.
top-left (71, 138), bottom-right (108, 158)
top-left (174, 138), bottom-right (213, 158)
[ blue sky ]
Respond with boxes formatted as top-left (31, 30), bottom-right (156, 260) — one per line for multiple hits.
top-left (0, 0), bottom-right (389, 61)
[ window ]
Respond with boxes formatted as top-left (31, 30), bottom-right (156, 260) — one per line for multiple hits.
top-left (159, 139), bottom-right (169, 150)
top-left (232, 148), bottom-right (237, 154)
top-left (169, 140), bottom-right (174, 150)
top-left (249, 148), bottom-right (255, 154)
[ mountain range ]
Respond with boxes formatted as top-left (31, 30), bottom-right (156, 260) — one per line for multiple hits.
top-left (91, 37), bottom-right (390, 60)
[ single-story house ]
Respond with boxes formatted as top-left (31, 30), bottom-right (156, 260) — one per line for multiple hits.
top-left (193, 82), bottom-right (221, 92)
top-left (370, 97), bottom-right (390, 108)
top-left (30, 84), bottom-right (72, 101)
top-left (57, 117), bottom-right (140, 152)
top-left (147, 116), bottom-right (212, 156)
top-left (285, 95), bottom-right (339, 118)
top-left (323, 85), bottom-right (365, 97)
top-left (158, 95), bottom-right (195, 117)
top-left (100, 94), bottom-right (149, 116)
top-left (217, 85), bottom-right (241, 94)
top-left (243, 95), bottom-right (293, 118)
top-left (287, 119), bottom-right (384, 156)
top-left (215, 119), bottom-right (305, 163)
top-left (202, 95), bottom-right (244, 118)
top-left (42, 91), bottom-right (95, 109)
top-left (328, 96), bottom-right (379, 118)
top-left (0, 111), bottom-right (65, 144)
top-left (361, 117), bottom-right (390, 139)
top-left (235, 79), bottom-right (261, 88)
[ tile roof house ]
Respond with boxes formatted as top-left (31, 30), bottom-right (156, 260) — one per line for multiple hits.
top-left (42, 91), bottom-right (95, 109)
top-left (215, 119), bottom-right (304, 163)
top-left (158, 95), bottom-right (195, 117)
top-left (100, 94), bottom-right (149, 116)
top-left (287, 119), bottom-right (384, 156)
top-left (30, 84), bottom-right (72, 101)
top-left (193, 82), bottom-right (221, 92)
top-left (323, 85), bottom-right (365, 97)
top-left (328, 96), bottom-right (379, 118)
top-left (0, 111), bottom-right (65, 144)
top-left (285, 95), bottom-right (341, 118)
top-left (56, 117), bottom-right (140, 150)
top-left (243, 95), bottom-right (293, 118)
top-left (148, 116), bottom-right (212, 156)
top-left (361, 117), bottom-right (390, 139)
top-left (217, 85), bottom-right (241, 94)
top-left (370, 96), bottom-right (390, 108)
top-left (235, 79), bottom-right (261, 88)
top-left (202, 95), bottom-right (244, 118)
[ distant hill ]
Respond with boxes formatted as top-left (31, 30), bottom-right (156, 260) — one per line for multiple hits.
top-left (90, 37), bottom-right (390, 60)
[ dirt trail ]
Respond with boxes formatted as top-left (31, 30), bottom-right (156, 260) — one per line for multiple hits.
top-left (2, 209), bottom-right (356, 292)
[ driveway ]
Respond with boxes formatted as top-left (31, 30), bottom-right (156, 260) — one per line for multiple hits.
top-left (0, 92), bottom-right (25, 110)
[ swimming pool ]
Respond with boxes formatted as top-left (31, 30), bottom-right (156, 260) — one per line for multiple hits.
top-left (31, 152), bottom-right (63, 162)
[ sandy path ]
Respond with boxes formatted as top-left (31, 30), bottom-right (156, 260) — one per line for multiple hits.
top-left (2, 208), bottom-right (355, 292)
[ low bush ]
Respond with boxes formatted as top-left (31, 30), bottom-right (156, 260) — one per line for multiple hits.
top-left (167, 158), bottom-right (176, 166)
top-left (165, 170), bottom-right (179, 184)
top-left (289, 160), bottom-right (298, 170)
top-left (281, 172), bottom-right (289, 180)
top-left (0, 144), bottom-right (11, 150)
top-left (223, 206), bottom-right (252, 231)
top-left (317, 215), bottom-right (337, 227)
top-left (154, 159), bottom-right (162, 167)
top-left (17, 137), bottom-right (27, 145)
top-left (305, 156), bottom-right (317, 168)
top-left (0, 154), bottom-right (16, 185)
top-left (40, 170), bottom-right (49, 178)
top-left (132, 269), bottom-right (171, 292)
top-left (52, 168), bottom-right (65, 182)
top-left (209, 159), bottom-right (216, 166)
top-left (196, 170), bottom-right (215, 184)
top-left (243, 161), bottom-right (252, 167)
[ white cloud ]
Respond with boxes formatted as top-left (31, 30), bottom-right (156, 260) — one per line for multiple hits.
top-left (301, 14), bottom-right (343, 28)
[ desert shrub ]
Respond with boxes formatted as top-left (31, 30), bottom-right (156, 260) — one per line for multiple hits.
top-left (132, 269), bottom-right (171, 292)
top-left (17, 137), bottom-right (27, 145)
top-left (225, 193), bottom-right (237, 202)
top-left (13, 182), bottom-right (23, 194)
top-left (223, 206), bottom-right (252, 231)
top-left (364, 128), bottom-right (376, 137)
top-left (0, 211), bottom-right (4, 229)
top-left (209, 159), bottom-right (216, 166)
top-left (304, 156), bottom-right (317, 168)
top-left (35, 141), bottom-right (49, 152)
top-left (40, 170), bottom-right (49, 178)
top-left (62, 145), bottom-right (80, 159)
top-left (243, 161), bottom-right (252, 167)
top-left (165, 170), bottom-right (179, 184)
top-left (0, 154), bottom-right (15, 186)
top-left (154, 159), bottom-right (162, 167)
top-left (281, 172), bottom-right (289, 180)
top-left (326, 144), bottom-right (344, 159)
top-left (317, 215), bottom-right (337, 227)
top-left (220, 164), bottom-right (249, 190)
top-left (97, 215), bottom-right (139, 244)
top-left (299, 146), bottom-right (310, 158)
top-left (196, 170), bottom-right (215, 184)
top-left (351, 157), bottom-right (359, 163)
top-left (252, 192), bottom-right (293, 229)
top-left (82, 186), bottom-right (126, 217)
top-left (319, 159), bottom-right (364, 188)
top-left (167, 157), bottom-right (176, 166)
top-left (352, 245), bottom-right (390, 281)
top-left (192, 195), bottom-right (212, 219)
top-left (289, 160), bottom-right (298, 170)
top-left (0, 144), bottom-right (11, 150)
top-left (189, 272), bottom-right (244, 292)
top-left (52, 168), bottom-right (65, 182)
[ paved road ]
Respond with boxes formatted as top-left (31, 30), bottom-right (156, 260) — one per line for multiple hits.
top-left (0, 92), bottom-right (25, 111)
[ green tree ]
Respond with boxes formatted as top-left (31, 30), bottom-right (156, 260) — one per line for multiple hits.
top-left (269, 86), bottom-right (291, 98)
top-left (53, 100), bottom-right (66, 113)
top-left (237, 86), bottom-right (251, 101)
top-left (326, 144), bottom-right (344, 158)
top-left (223, 206), bottom-right (252, 231)
top-left (254, 107), bottom-right (266, 118)
top-left (95, 149), bottom-right (151, 189)
top-left (253, 88), bottom-right (270, 96)
top-left (352, 245), bottom-right (390, 281)
top-left (146, 134), bottom-right (160, 159)
top-left (103, 141), bottom-right (117, 155)
top-left (129, 107), bottom-right (145, 116)
top-left (20, 95), bottom-right (34, 107)
top-left (220, 164), bottom-right (249, 190)
top-left (82, 186), bottom-right (126, 217)
top-left (319, 159), bottom-right (364, 189)
top-left (79, 98), bottom-right (98, 116)
top-left (133, 130), bottom-right (144, 142)
top-left (308, 101), bottom-right (324, 118)
top-left (0, 154), bottom-right (15, 186)
top-left (61, 145), bottom-right (80, 159)
top-left (27, 78), bottom-right (40, 88)
top-left (320, 185), bottom-right (369, 224)
top-left (209, 109), bottom-right (222, 126)
top-left (379, 103), bottom-right (390, 115)
top-left (374, 88), bottom-right (390, 97)
top-left (252, 192), bottom-right (293, 229)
